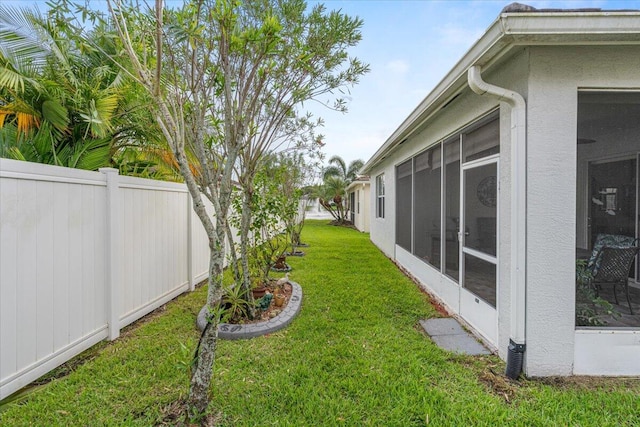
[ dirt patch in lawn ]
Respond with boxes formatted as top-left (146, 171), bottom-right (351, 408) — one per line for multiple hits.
top-left (478, 366), bottom-right (520, 404)
top-left (158, 398), bottom-right (222, 427)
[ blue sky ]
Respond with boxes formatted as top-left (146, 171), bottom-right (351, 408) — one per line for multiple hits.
top-left (307, 0), bottom-right (640, 166)
top-left (4, 0), bottom-right (640, 166)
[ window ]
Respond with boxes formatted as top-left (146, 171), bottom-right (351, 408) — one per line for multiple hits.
top-left (376, 174), bottom-right (385, 218)
top-left (396, 160), bottom-right (413, 251)
top-left (349, 191), bottom-right (356, 224)
top-left (357, 190), bottom-right (360, 213)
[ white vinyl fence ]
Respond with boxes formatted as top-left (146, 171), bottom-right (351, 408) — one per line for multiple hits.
top-left (0, 158), bottom-right (215, 399)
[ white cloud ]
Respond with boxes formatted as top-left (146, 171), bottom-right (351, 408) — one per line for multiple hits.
top-left (385, 59), bottom-right (410, 75)
top-left (435, 24), bottom-right (484, 47)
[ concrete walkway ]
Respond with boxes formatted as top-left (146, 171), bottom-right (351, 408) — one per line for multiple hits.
top-left (420, 318), bottom-right (491, 356)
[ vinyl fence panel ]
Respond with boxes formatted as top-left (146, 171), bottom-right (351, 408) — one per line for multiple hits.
top-left (0, 159), bottom-right (211, 399)
top-left (117, 176), bottom-right (191, 327)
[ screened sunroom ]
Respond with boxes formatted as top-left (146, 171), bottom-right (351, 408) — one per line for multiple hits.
top-left (576, 91), bottom-right (640, 329)
top-left (362, 6), bottom-right (640, 376)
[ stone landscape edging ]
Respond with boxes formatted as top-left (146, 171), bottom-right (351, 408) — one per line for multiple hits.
top-left (196, 281), bottom-right (303, 340)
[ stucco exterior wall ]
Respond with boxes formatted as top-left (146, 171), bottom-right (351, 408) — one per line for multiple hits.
top-left (369, 163), bottom-right (394, 259)
top-left (348, 182), bottom-right (371, 233)
top-left (368, 43), bottom-right (640, 376)
top-left (360, 184), bottom-right (371, 232)
top-left (526, 45), bottom-right (640, 376)
top-left (368, 49), bottom-right (529, 354)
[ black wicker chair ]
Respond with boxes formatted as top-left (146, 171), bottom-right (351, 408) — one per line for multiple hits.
top-left (589, 245), bottom-right (640, 315)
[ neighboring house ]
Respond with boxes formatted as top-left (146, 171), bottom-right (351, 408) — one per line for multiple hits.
top-left (346, 176), bottom-right (370, 232)
top-left (361, 3), bottom-right (640, 377)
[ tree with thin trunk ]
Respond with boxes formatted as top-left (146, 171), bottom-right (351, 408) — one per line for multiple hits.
top-left (103, 0), bottom-right (245, 419)
top-left (102, 0), bottom-right (367, 421)
top-left (228, 0), bottom-right (369, 305)
top-left (276, 151), bottom-right (320, 251)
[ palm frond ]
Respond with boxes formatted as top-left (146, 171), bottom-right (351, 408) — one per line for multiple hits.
top-left (346, 159), bottom-right (364, 181)
top-left (0, 6), bottom-right (50, 70)
top-left (327, 154), bottom-right (347, 176)
top-left (5, 146), bottom-right (26, 161)
top-left (0, 64), bottom-right (28, 93)
top-left (15, 111), bottom-right (38, 134)
top-left (41, 99), bottom-right (69, 132)
top-left (323, 164), bottom-right (342, 181)
top-left (324, 175), bottom-right (346, 198)
top-left (73, 138), bottom-right (112, 170)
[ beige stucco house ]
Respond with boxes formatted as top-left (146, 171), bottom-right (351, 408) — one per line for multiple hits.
top-left (347, 177), bottom-right (370, 232)
top-left (361, 3), bottom-right (640, 377)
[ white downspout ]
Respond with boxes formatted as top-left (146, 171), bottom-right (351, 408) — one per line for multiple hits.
top-left (468, 65), bottom-right (527, 377)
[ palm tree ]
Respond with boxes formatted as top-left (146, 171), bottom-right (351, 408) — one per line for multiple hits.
top-left (0, 5), bottom-right (180, 179)
top-left (321, 155), bottom-right (364, 223)
top-left (319, 175), bottom-right (347, 221)
top-left (0, 6), bottom-right (120, 169)
top-left (323, 154), bottom-right (364, 184)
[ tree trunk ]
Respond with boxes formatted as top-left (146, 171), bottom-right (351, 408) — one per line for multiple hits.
top-left (187, 217), bottom-right (226, 417)
top-left (239, 188), bottom-right (256, 317)
top-left (320, 198), bottom-right (340, 221)
top-left (224, 219), bottom-right (241, 283)
top-left (187, 308), bottom-right (218, 417)
top-left (171, 140), bottom-right (238, 419)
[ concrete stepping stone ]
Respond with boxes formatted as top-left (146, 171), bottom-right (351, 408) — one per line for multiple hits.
top-left (420, 318), bottom-right (491, 356)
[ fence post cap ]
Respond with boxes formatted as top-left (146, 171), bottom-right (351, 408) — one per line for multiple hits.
top-left (99, 167), bottom-right (120, 174)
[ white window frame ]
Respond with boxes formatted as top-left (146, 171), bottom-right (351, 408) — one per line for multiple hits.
top-left (376, 174), bottom-right (385, 218)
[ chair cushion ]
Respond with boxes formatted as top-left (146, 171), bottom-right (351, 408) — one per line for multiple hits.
top-left (587, 233), bottom-right (636, 274)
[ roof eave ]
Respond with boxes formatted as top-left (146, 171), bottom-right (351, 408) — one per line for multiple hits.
top-left (346, 177), bottom-right (370, 192)
top-left (360, 11), bottom-right (640, 174)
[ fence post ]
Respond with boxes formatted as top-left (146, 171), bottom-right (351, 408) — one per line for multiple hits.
top-left (100, 168), bottom-right (120, 340)
top-left (187, 192), bottom-right (195, 291)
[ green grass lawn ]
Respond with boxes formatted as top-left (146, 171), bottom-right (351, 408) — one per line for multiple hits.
top-left (1, 220), bottom-right (639, 426)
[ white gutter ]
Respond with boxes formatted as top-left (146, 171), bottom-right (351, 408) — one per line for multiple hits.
top-left (467, 66), bottom-right (526, 348)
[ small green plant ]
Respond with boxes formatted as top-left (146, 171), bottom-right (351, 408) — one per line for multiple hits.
top-left (221, 284), bottom-right (254, 323)
top-left (575, 259), bottom-right (620, 326)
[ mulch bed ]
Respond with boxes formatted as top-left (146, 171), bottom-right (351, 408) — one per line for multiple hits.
top-left (240, 282), bottom-right (293, 324)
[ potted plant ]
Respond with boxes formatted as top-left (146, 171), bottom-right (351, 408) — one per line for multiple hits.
top-left (251, 277), bottom-right (269, 299)
top-left (273, 291), bottom-right (286, 307)
top-left (273, 274), bottom-right (290, 307)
